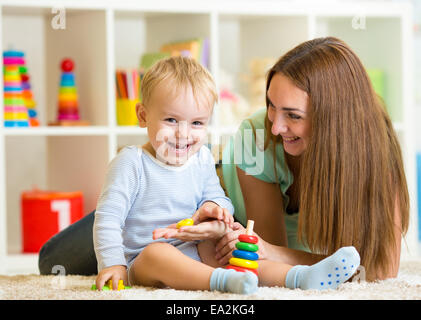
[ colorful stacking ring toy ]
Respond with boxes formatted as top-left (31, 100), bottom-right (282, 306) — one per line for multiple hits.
top-left (227, 220), bottom-right (259, 276)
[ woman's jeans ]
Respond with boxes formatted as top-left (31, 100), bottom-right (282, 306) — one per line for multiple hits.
top-left (38, 210), bottom-right (98, 275)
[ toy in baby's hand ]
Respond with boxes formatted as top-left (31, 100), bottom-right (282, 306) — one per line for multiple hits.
top-left (226, 220), bottom-right (259, 276)
top-left (91, 279), bottom-right (131, 291)
top-left (176, 218), bottom-right (194, 229)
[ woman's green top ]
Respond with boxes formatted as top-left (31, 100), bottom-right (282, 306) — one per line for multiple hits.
top-left (221, 108), bottom-right (309, 251)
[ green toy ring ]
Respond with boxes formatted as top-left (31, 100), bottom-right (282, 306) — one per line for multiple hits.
top-left (235, 241), bottom-right (258, 252)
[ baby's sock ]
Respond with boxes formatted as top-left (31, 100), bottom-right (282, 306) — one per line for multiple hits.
top-left (285, 246), bottom-right (360, 290)
top-left (210, 268), bottom-right (258, 294)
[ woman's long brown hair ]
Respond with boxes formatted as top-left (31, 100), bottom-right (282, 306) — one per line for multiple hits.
top-left (265, 37), bottom-right (409, 279)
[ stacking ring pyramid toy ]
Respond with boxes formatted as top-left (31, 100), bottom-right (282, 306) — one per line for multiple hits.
top-left (226, 220), bottom-right (259, 276)
top-left (3, 50), bottom-right (39, 127)
top-left (57, 58), bottom-right (79, 122)
top-left (49, 58), bottom-right (89, 126)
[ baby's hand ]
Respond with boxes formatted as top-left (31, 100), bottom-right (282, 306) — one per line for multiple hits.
top-left (193, 202), bottom-right (234, 228)
top-left (95, 265), bottom-right (127, 291)
top-left (152, 223), bottom-right (178, 240)
top-left (173, 220), bottom-right (231, 241)
top-left (153, 202), bottom-right (233, 241)
top-left (153, 220), bottom-right (232, 242)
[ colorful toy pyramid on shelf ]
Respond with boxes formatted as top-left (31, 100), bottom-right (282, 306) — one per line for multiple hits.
top-left (50, 58), bottom-right (89, 126)
top-left (3, 50), bottom-right (39, 127)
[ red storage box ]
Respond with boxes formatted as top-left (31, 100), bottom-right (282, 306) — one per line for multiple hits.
top-left (21, 189), bottom-right (84, 253)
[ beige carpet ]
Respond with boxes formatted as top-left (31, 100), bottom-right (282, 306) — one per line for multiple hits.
top-left (1, 260), bottom-right (421, 300)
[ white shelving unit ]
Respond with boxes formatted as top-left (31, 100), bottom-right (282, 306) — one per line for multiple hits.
top-left (0, 0), bottom-right (418, 275)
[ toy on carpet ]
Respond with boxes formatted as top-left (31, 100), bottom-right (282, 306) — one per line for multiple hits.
top-left (3, 50), bottom-right (40, 127)
top-left (91, 279), bottom-right (131, 291)
top-left (49, 58), bottom-right (89, 126)
top-left (226, 220), bottom-right (259, 276)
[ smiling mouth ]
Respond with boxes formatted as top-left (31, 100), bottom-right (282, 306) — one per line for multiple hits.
top-left (167, 142), bottom-right (193, 151)
top-left (282, 136), bottom-right (300, 142)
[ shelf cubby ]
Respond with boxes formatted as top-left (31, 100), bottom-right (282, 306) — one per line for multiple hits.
top-left (2, 6), bottom-right (108, 127)
top-left (5, 134), bottom-right (108, 254)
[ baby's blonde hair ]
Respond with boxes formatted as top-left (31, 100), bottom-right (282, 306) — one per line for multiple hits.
top-left (141, 56), bottom-right (218, 109)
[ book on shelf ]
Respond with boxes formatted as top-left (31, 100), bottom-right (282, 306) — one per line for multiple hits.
top-left (160, 38), bottom-right (210, 69)
top-left (140, 52), bottom-right (171, 71)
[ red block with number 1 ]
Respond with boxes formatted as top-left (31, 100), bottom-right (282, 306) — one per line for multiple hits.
top-left (21, 189), bottom-right (83, 253)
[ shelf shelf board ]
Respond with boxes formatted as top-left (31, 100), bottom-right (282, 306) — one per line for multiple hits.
top-left (2, 126), bottom-right (110, 136)
top-left (113, 126), bottom-right (239, 136)
top-left (0, 125), bottom-right (240, 137)
top-left (1, 0), bottom-right (109, 13)
top-left (2, 123), bottom-right (401, 137)
top-left (114, 126), bottom-right (146, 135)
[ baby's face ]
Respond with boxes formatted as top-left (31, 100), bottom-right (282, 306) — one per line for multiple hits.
top-left (139, 82), bottom-right (212, 166)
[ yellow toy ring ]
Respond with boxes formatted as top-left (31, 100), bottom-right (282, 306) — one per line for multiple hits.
top-left (176, 218), bottom-right (194, 229)
top-left (229, 257), bottom-right (258, 269)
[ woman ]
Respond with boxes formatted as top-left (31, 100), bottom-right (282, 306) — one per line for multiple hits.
top-left (39, 37), bottom-right (409, 281)
top-left (216, 36), bottom-right (409, 281)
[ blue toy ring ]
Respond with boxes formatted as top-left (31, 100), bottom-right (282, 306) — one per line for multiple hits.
top-left (232, 249), bottom-right (259, 261)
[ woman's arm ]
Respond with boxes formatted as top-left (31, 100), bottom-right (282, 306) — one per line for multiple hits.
top-left (215, 166), bottom-right (326, 266)
top-left (235, 166), bottom-right (287, 246)
top-left (215, 221), bottom-right (325, 266)
top-left (214, 166), bottom-right (288, 265)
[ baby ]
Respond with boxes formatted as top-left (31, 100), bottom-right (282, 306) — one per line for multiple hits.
top-left (93, 56), bottom-right (258, 294)
top-left (93, 56), bottom-right (361, 294)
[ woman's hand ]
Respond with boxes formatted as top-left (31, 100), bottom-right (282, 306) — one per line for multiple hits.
top-left (153, 220), bottom-right (230, 242)
top-left (214, 222), bottom-right (245, 265)
top-left (214, 222), bottom-right (269, 265)
top-left (95, 265), bottom-right (127, 291)
top-left (192, 202), bottom-right (234, 229)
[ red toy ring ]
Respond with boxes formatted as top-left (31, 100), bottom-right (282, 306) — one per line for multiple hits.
top-left (226, 265), bottom-right (258, 276)
top-left (239, 234), bottom-right (258, 244)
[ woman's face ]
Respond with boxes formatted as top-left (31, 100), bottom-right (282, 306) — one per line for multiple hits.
top-left (267, 73), bottom-right (311, 157)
